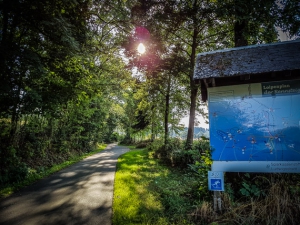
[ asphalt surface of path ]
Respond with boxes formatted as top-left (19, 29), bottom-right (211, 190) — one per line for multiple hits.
top-left (0, 144), bottom-right (129, 225)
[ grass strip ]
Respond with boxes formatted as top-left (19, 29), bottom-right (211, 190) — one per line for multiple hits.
top-left (0, 143), bottom-right (107, 198)
top-left (113, 148), bottom-right (200, 225)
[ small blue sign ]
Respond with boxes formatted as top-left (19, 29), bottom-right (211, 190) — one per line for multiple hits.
top-left (210, 179), bottom-right (222, 190)
top-left (208, 171), bottom-right (224, 191)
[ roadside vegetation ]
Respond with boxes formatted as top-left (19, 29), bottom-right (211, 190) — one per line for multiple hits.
top-left (113, 146), bottom-right (206, 225)
top-left (1, 1), bottom-right (300, 224)
top-left (0, 143), bottom-right (107, 198)
top-left (113, 139), bottom-right (214, 225)
top-left (114, 139), bottom-right (300, 225)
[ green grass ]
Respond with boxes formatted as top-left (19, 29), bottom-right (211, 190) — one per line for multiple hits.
top-left (0, 143), bottom-right (107, 198)
top-left (114, 144), bottom-right (300, 225)
top-left (113, 148), bottom-right (202, 225)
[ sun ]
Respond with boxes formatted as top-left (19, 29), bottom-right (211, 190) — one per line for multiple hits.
top-left (137, 43), bottom-right (146, 54)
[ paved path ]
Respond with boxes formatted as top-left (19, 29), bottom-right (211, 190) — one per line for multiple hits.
top-left (0, 144), bottom-right (129, 225)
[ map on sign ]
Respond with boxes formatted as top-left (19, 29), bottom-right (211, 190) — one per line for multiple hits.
top-left (208, 80), bottom-right (300, 173)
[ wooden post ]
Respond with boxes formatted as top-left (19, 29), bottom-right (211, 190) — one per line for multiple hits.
top-left (217, 191), bottom-right (222, 211)
top-left (213, 191), bottom-right (222, 212)
top-left (213, 191), bottom-right (218, 211)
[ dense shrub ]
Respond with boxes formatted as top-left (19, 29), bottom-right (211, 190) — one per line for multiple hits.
top-left (119, 138), bottom-right (132, 145)
top-left (104, 132), bottom-right (120, 143)
top-left (8, 162), bottom-right (29, 184)
top-left (135, 139), bottom-right (152, 148)
top-left (0, 112), bottom-right (106, 187)
top-left (148, 138), bottom-right (183, 166)
top-left (148, 138), bottom-right (211, 168)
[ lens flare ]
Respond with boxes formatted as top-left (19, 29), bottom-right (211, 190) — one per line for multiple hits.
top-left (137, 43), bottom-right (146, 54)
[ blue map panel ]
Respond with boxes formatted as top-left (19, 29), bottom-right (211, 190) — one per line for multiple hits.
top-left (208, 80), bottom-right (300, 173)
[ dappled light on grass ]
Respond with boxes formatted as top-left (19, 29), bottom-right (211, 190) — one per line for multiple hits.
top-left (113, 149), bottom-right (201, 225)
top-left (113, 150), bottom-right (167, 224)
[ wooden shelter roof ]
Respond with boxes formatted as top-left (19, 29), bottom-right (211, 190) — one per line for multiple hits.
top-left (193, 40), bottom-right (300, 101)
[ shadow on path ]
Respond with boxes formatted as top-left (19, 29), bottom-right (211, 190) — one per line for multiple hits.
top-left (0, 144), bottom-right (129, 225)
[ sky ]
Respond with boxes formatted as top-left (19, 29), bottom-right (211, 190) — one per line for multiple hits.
top-left (181, 115), bottom-right (209, 129)
top-left (181, 105), bottom-right (209, 129)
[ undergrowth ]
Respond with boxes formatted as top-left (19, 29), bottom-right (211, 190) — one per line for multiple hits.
top-left (0, 143), bottom-right (107, 198)
top-left (113, 148), bottom-right (206, 225)
top-left (216, 173), bottom-right (300, 225)
top-left (115, 139), bottom-right (300, 225)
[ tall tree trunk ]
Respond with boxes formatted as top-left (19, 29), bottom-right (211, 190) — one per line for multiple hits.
top-left (151, 106), bottom-right (155, 141)
top-left (164, 73), bottom-right (171, 146)
top-left (234, 20), bottom-right (248, 47)
top-left (9, 82), bottom-right (22, 145)
top-left (186, 24), bottom-right (199, 148)
top-left (186, 84), bottom-right (198, 147)
top-left (234, 0), bottom-right (248, 47)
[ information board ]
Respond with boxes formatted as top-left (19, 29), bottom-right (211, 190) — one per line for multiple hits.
top-left (208, 79), bottom-right (300, 173)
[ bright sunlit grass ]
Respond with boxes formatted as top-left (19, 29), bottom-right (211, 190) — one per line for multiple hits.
top-left (113, 148), bottom-right (199, 225)
top-left (113, 149), bottom-right (168, 225)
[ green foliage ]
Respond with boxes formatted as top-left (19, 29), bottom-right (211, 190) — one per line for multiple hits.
top-left (1, 2), bottom-right (300, 222)
top-left (0, 90), bottom-right (121, 187)
top-left (216, 0), bottom-right (300, 46)
top-left (113, 148), bottom-right (204, 225)
top-left (7, 162), bottom-right (29, 184)
top-left (224, 172), bottom-right (300, 211)
top-left (235, 173), bottom-right (265, 198)
top-left (187, 141), bottom-right (212, 200)
top-left (0, 160), bottom-right (28, 186)
top-left (148, 138), bottom-right (211, 168)
top-left (147, 138), bottom-right (212, 201)
top-left (240, 182), bottom-right (263, 198)
top-left (148, 138), bottom-right (183, 165)
top-left (117, 144), bottom-right (300, 225)
top-left (134, 140), bottom-right (153, 149)
top-left (0, 144), bottom-right (107, 198)
top-left (154, 171), bottom-right (201, 223)
top-left (0, 0), bottom-right (134, 188)
top-left (218, 174), bottom-right (300, 225)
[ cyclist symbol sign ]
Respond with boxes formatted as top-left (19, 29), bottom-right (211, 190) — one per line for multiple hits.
top-left (208, 171), bottom-right (224, 191)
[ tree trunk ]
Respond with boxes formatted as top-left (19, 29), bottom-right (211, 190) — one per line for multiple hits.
top-left (186, 84), bottom-right (198, 148)
top-left (164, 73), bottom-right (171, 146)
top-left (186, 22), bottom-right (199, 148)
top-left (234, 20), bottom-right (248, 47)
top-left (151, 116), bottom-right (157, 142)
top-left (234, 0), bottom-right (248, 47)
top-left (150, 105), bottom-right (155, 141)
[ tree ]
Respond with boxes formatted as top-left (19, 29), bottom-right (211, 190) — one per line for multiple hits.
top-left (0, 0), bottom-right (90, 138)
top-left (0, 0), bottom-right (134, 185)
top-left (127, 0), bottom-right (229, 147)
top-left (217, 0), bottom-right (300, 47)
